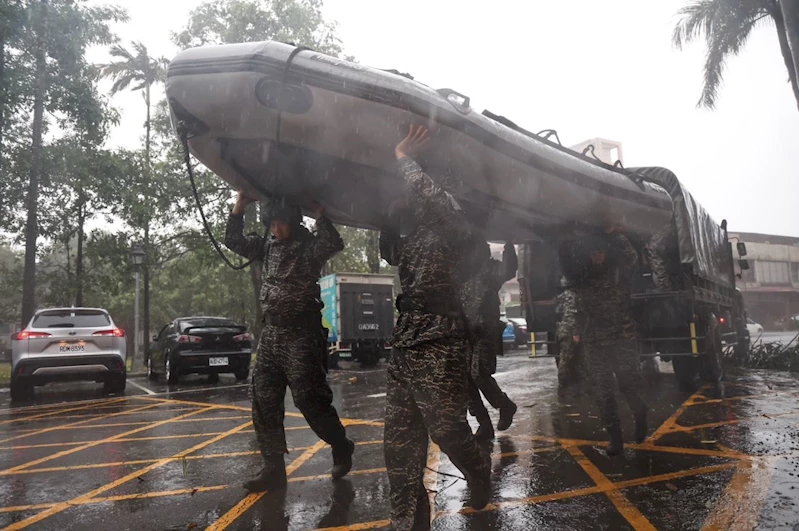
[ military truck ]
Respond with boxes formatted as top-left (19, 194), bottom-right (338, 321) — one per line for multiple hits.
top-left (320, 273), bottom-right (395, 367)
top-left (520, 167), bottom-right (750, 389)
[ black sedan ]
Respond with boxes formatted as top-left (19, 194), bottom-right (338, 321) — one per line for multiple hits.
top-left (147, 316), bottom-right (253, 384)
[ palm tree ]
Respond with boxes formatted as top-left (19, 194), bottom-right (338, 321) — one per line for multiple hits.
top-left (99, 42), bottom-right (167, 368)
top-left (673, 0), bottom-right (799, 111)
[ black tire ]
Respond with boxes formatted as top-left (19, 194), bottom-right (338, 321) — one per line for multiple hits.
top-left (165, 355), bottom-right (180, 385)
top-left (234, 368), bottom-right (250, 382)
top-left (10, 378), bottom-right (33, 401)
top-left (359, 350), bottom-right (380, 367)
top-left (328, 349), bottom-right (340, 370)
top-left (701, 323), bottom-right (724, 384)
top-left (207, 372), bottom-right (220, 384)
top-left (104, 372), bottom-right (127, 395)
top-left (672, 356), bottom-right (699, 391)
top-left (147, 356), bottom-right (158, 381)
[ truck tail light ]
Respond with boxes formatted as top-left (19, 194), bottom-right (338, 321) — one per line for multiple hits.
top-left (178, 335), bottom-right (203, 344)
top-left (93, 329), bottom-right (125, 337)
top-left (14, 330), bottom-right (51, 340)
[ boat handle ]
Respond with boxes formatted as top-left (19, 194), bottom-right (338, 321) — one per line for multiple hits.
top-left (437, 88), bottom-right (470, 114)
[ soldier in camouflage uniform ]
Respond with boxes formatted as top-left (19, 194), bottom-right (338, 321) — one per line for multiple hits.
top-left (224, 194), bottom-right (354, 492)
top-left (645, 219), bottom-right (682, 291)
top-left (575, 228), bottom-right (649, 456)
top-left (380, 126), bottom-right (491, 530)
top-left (462, 238), bottom-right (518, 440)
top-left (555, 280), bottom-right (587, 389)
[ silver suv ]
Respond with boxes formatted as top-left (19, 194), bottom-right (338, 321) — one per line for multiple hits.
top-left (11, 308), bottom-right (127, 400)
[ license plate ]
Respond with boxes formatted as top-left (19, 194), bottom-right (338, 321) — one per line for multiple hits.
top-left (209, 357), bottom-right (228, 367)
top-left (59, 344), bottom-right (85, 353)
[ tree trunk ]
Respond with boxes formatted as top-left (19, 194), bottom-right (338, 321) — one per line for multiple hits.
top-left (366, 230), bottom-right (380, 273)
top-left (75, 199), bottom-right (85, 307)
top-left (141, 84), bottom-right (152, 370)
top-left (21, 0), bottom-right (47, 326)
top-left (0, 31), bottom-right (5, 152)
top-left (780, 0), bottom-right (799, 109)
top-left (772, 2), bottom-right (799, 111)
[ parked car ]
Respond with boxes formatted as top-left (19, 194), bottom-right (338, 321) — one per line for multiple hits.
top-left (773, 314), bottom-right (799, 331)
top-left (508, 317), bottom-right (529, 347)
top-left (148, 316), bottom-right (253, 384)
top-left (10, 308), bottom-right (127, 400)
top-left (500, 317), bottom-right (516, 352)
top-left (746, 318), bottom-right (764, 338)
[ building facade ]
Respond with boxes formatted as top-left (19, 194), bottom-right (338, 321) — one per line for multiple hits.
top-left (728, 232), bottom-right (799, 330)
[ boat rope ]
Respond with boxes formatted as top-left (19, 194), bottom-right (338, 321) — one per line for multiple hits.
top-left (178, 127), bottom-right (253, 271)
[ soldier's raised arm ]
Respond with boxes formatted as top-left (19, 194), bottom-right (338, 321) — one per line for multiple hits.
top-left (309, 201), bottom-right (345, 266)
top-left (395, 125), bottom-right (470, 242)
top-left (606, 227), bottom-right (638, 278)
top-left (225, 191), bottom-right (266, 262)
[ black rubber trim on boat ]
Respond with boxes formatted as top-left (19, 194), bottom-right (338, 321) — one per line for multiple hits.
top-left (168, 53), bottom-right (672, 212)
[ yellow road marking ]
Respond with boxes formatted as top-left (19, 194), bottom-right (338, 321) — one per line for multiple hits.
top-left (671, 410), bottom-right (799, 433)
top-left (204, 439), bottom-right (329, 531)
top-left (314, 521), bottom-right (392, 531)
top-left (11, 414), bottom-right (251, 433)
top-left (0, 397), bottom-right (128, 425)
top-left (647, 386), bottom-right (708, 443)
top-left (0, 419), bottom-right (253, 530)
top-left (0, 402), bottom-right (165, 445)
top-left (701, 459), bottom-right (774, 531)
top-left (566, 446), bottom-right (657, 531)
top-left (0, 406), bottom-right (213, 475)
top-left (289, 467), bottom-right (388, 483)
top-left (0, 406), bottom-right (197, 425)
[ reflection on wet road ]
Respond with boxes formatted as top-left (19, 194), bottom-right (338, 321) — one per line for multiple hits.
top-left (2, 353), bottom-right (799, 530)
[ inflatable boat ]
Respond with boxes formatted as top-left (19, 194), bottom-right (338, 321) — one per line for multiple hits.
top-left (166, 41), bottom-right (674, 240)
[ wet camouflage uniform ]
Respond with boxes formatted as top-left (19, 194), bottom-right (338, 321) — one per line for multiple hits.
top-left (462, 240), bottom-right (517, 427)
top-left (576, 232), bottom-right (648, 430)
top-left (645, 220), bottom-right (682, 291)
top-left (380, 157), bottom-right (490, 531)
top-left (224, 212), bottom-right (349, 460)
top-left (555, 287), bottom-right (587, 387)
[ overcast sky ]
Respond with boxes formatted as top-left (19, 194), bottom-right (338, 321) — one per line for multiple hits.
top-left (89, 0), bottom-right (799, 237)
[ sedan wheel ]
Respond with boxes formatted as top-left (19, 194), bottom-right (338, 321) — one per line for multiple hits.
top-left (147, 357), bottom-right (158, 381)
top-left (165, 356), bottom-right (179, 385)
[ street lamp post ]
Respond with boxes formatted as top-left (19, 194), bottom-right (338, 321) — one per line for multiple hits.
top-left (129, 245), bottom-right (145, 371)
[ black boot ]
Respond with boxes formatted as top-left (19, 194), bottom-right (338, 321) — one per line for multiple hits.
top-left (634, 409), bottom-right (649, 444)
top-left (331, 438), bottom-right (355, 480)
top-left (243, 455), bottom-right (287, 492)
top-left (606, 427), bottom-right (624, 457)
top-left (475, 421), bottom-right (495, 441)
top-left (496, 399), bottom-right (517, 431)
top-left (467, 466), bottom-right (492, 510)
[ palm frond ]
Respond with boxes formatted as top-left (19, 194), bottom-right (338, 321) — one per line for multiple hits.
top-left (107, 44), bottom-right (136, 62)
top-left (110, 73), bottom-right (140, 95)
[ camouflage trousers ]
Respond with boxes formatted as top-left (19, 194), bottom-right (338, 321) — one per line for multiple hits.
top-left (557, 335), bottom-right (588, 388)
top-left (384, 340), bottom-right (491, 531)
top-left (466, 333), bottom-right (512, 424)
top-left (585, 338), bottom-right (648, 429)
top-left (251, 324), bottom-right (348, 458)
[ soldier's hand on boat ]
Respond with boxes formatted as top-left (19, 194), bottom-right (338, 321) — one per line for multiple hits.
top-left (395, 125), bottom-right (430, 160)
top-left (233, 190), bottom-right (258, 215)
top-left (309, 200), bottom-right (326, 220)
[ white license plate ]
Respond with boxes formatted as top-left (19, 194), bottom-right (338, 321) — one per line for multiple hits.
top-left (59, 344), bottom-right (85, 353)
top-left (209, 357), bottom-right (228, 367)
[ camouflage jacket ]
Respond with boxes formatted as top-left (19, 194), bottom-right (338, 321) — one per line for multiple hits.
top-left (555, 289), bottom-right (579, 338)
top-left (575, 232), bottom-right (639, 344)
top-left (461, 241), bottom-right (517, 330)
top-left (224, 213), bottom-right (344, 323)
top-left (379, 157), bottom-right (471, 348)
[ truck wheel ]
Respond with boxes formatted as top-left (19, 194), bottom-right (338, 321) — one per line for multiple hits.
top-left (235, 368), bottom-right (250, 382)
top-left (701, 323), bottom-right (724, 384)
top-left (360, 350), bottom-right (380, 367)
top-left (329, 350), bottom-right (340, 370)
top-left (672, 356), bottom-right (699, 391)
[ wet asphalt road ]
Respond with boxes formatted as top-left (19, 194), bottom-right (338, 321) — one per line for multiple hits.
top-left (2, 352), bottom-right (799, 530)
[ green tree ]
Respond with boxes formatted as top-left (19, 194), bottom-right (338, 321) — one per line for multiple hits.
top-left (99, 42), bottom-right (168, 359)
top-left (13, 0), bottom-right (126, 325)
top-left (674, 0), bottom-right (799, 110)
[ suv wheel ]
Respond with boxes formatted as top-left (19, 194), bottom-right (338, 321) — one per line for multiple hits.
top-left (165, 355), bottom-right (179, 385)
top-left (147, 356), bottom-right (158, 381)
top-left (104, 372), bottom-right (126, 395)
top-left (10, 378), bottom-right (33, 401)
top-left (234, 368), bottom-right (250, 382)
